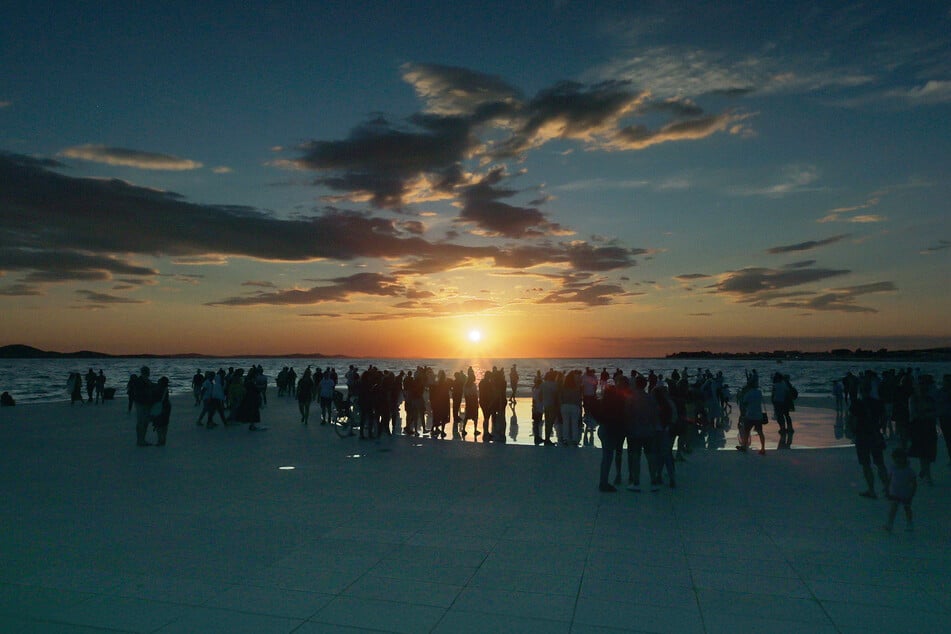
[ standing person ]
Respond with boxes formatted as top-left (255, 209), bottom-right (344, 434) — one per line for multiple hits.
top-left (450, 371), bottom-right (464, 437)
top-left (192, 369), bottom-right (204, 406)
top-left (908, 375), bottom-right (938, 486)
top-left (68, 372), bottom-right (84, 406)
top-left (559, 371), bottom-right (582, 446)
top-left (478, 371), bottom-right (496, 441)
top-left (883, 448), bottom-right (917, 532)
top-left (737, 376), bottom-right (767, 455)
top-left (461, 367), bottom-right (479, 437)
top-left (832, 380), bottom-right (845, 417)
top-left (317, 369), bottom-right (335, 425)
top-left (852, 384), bottom-right (889, 499)
top-left (132, 366), bottom-right (155, 446)
top-left (625, 375), bottom-right (660, 491)
top-left (85, 368), bottom-right (96, 403)
top-left (651, 384), bottom-right (678, 488)
top-left (94, 370), bottom-right (106, 404)
top-left (771, 372), bottom-right (792, 433)
top-left (151, 377), bottom-right (171, 446)
top-left (125, 373), bottom-right (136, 411)
top-left (296, 368), bottom-right (314, 424)
top-left (937, 375), bottom-right (951, 465)
top-left (597, 376), bottom-right (627, 492)
top-left (430, 370), bottom-right (451, 438)
top-left (509, 364), bottom-right (519, 403)
top-left (540, 370), bottom-right (559, 446)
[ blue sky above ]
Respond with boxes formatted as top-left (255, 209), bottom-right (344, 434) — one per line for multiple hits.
top-left (1, 1), bottom-right (949, 356)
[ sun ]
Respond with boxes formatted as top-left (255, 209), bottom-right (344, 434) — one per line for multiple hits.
top-left (467, 329), bottom-right (483, 343)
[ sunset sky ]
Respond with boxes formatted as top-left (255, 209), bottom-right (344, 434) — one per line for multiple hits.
top-left (2, 1), bottom-right (949, 358)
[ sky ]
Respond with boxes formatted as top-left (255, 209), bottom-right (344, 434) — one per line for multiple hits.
top-left (1, 1), bottom-right (949, 358)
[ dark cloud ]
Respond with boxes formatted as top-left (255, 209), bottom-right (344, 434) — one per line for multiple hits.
top-left (675, 273), bottom-right (711, 280)
top-left (0, 283), bottom-right (42, 296)
top-left (496, 80), bottom-right (647, 156)
top-left (563, 242), bottom-right (647, 271)
top-left (537, 278), bottom-right (633, 307)
top-left (766, 234), bottom-right (850, 254)
top-left (0, 153), bottom-right (645, 300)
top-left (456, 169), bottom-right (569, 238)
top-left (283, 68), bottom-right (745, 213)
top-left (209, 272), bottom-right (404, 306)
top-left (711, 264), bottom-right (895, 313)
top-left (292, 115), bottom-right (474, 209)
top-left (713, 266), bottom-right (850, 296)
top-left (75, 290), bottom-right (146, 304)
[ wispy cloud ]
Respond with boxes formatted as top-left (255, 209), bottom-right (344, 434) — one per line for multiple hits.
top-left (59, 145), bottom-right (203, 170)
top-left (736, 164), bottom-right (821, 197)
top-left (921, 239), bottom-right (950, 255)
top-left (766, 234), bottom-right (850, 254)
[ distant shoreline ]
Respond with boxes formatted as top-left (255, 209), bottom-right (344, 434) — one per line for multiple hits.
top-left (1, 343), bottom-right (949, 362)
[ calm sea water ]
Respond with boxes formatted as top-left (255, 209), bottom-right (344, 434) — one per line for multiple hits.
top-left (1, 356), bottom-right (949, 405)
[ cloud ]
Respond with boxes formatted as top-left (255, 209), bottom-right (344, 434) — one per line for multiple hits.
top-left (709, 263), bottom-right (896, 313)
top-left (612, 111), bottom-right (750, 151)
top-left (921, 240), bottom-right (950, 255)
top-left (736, 164), bottom-right (821, 197)
top-left (209, 272), bottom-right (404, 306)
top-left (290, 115), bottom-right (474, 209)
top-left (401, 63), bottom-right (522, 116)
top-left (0, 101), bottom-right (10, 108)
top-left (0, 246), bottom-right (158, 285)
top-left (75, 290), bottom-right (146, 304)
top-left (766, 234), bottom-right (850, 254)
top-left (0, 152), bottom-right (645, 298)
top-left (0, 283), bottom-right (42, 296)
top-left (769, 282), bottom-right (897, 313)
top-left (212, 166), bottom-right (233, 174)
top-left (675, 273), bottom-right (711, 281)
top-left (537, 282), bottom-right (631, 307)
top-left (713, 266), bottom-right (850, 296)
top-left (284, 68), bottom-right (747, 211)
top-left (59, 145), bottom-right (203, 170)
top-left (241, 280), bottom-right (277, 288)
top-left (883, 80), bottom-right (951, 105)
top-left (455, 169), bottom-right (570, 238)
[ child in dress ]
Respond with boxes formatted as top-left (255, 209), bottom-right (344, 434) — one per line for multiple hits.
top-left (884, 448), bottom-right (917, 532)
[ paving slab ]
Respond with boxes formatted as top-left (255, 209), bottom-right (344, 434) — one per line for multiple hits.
top-left (1, 394), bottom-right (949, 632)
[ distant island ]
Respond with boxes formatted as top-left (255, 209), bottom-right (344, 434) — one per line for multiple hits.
top-left (665, 348), bottom-right (951, 362)
top-left (0, 344), bottom-right (343, 360)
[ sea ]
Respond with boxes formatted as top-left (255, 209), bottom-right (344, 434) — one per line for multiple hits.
top-left (2, 356), bottom-right (949, 405)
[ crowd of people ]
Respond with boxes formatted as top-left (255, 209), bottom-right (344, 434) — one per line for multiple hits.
top-left (840, 368), bottom-right (951, 530)
top-left (116, 361), bottom-right (951, 529)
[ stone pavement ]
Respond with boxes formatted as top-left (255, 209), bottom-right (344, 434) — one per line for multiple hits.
top-left (1, 394), bottom-right (949, 633)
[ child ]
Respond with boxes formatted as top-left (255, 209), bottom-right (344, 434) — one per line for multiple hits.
top-left (884, 448), bottom-right (917, 532)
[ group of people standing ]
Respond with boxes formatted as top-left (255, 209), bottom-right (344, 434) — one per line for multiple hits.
top-left (845, 369), bottom-right (951, 531)
top-left (191, 366), bottom-right (268, 431)
top-left (67, 368), bottom-right (108, 405)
